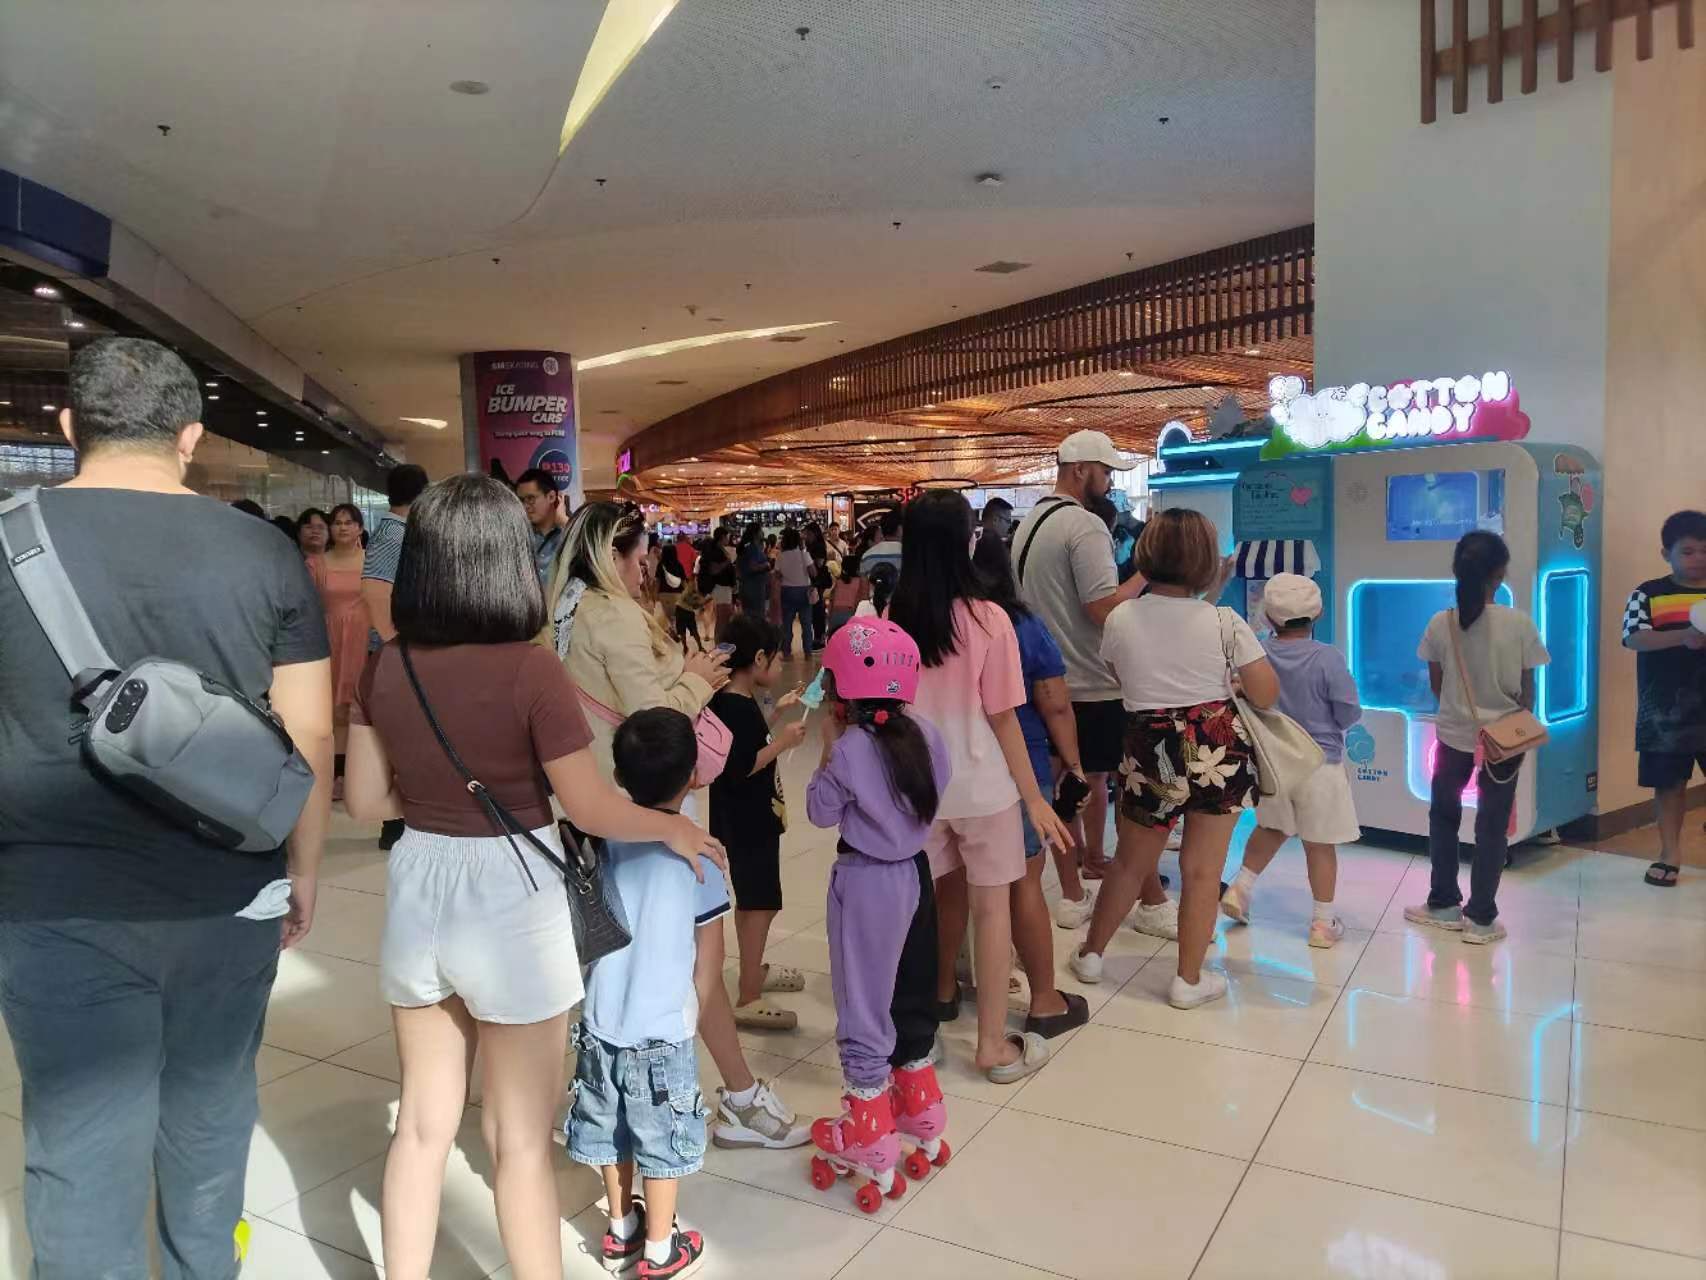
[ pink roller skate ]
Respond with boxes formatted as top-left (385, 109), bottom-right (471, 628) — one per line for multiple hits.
top-left (807, 1087), bottom-right (907, 1213)
top-left (891, 1061), bottom-right (951, 1181)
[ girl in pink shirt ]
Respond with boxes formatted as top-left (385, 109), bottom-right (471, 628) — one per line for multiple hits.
top-left (888, 492), bottom-right (1078, 1084)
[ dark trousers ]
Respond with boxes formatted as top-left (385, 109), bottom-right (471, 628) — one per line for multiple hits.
top-left (779, 585), bottom-right (815, 657)
top-left (811, 597), bottom-right (828, 650)
top-left (889, 852), bottom-right (940, 1069)
top-left (675, 605), bottom-right (700, 648)
top-left (1427, 744), bottom-right (1523, 926)
top-left (0, 916), bottom-right (281, 1280)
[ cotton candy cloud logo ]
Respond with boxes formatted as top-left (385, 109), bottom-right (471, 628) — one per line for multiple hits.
top-left (1269, 371), bottom-right (1529, 452)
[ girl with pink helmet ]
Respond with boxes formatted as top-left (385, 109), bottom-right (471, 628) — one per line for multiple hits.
top-left (804, 617), bottom-right (955, 1210)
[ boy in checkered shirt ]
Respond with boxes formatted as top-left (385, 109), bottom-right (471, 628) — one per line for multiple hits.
top-left (1621, 511), bottom-right (1706, 887)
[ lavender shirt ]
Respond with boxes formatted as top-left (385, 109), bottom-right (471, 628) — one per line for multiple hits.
top-left (806, 713), bottom-right (952, 861)
top-left (1262, 636), bottom-right (1363, 763)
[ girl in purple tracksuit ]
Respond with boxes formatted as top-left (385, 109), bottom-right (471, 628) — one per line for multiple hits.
top-left (805, 616), bottom-right (954, 1210)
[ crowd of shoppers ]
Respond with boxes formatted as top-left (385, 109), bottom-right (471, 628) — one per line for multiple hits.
top-left (0, 336), bottom-right (1590, 1277)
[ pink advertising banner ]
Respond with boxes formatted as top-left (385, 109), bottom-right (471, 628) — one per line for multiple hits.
top-left (462, 350), bottom-right (579, 501)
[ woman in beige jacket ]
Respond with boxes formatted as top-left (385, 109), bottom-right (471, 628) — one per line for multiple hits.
top-left (545, 502), bottom-right (809, 1152)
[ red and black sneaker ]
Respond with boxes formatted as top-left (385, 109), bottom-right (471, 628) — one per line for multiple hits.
top-left (601, 1201), bottom-right (647, 1274)
top-left (637, 1229), bottom-right (705, 1279)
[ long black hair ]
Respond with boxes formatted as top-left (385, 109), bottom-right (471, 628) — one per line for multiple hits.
top-left (972, 530), bottom-right (1031, 622)
top-left (394, 475), bottom-right (545, 644)
top-left (825, 672), bottom-right (940, 825)
top-left (1453, 530), bottom-right (1510, 630)
top-left (888, 490), bottom-right (990, 667)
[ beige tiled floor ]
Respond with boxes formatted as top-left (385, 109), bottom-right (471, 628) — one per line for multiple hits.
top-left (3, 748), bottom-right (1706, 1277)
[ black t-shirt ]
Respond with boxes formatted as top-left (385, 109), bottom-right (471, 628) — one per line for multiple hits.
top-left (0, 487), bottom-right (330, 920)
top-left (1623, 575), bottom-right (1706, 754)
top-left (707, 689), bottom-right (784, 854)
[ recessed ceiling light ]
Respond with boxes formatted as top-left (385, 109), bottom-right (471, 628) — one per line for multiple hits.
top-left (321, 449), bottom-right (330, 455)
top-left (207, 394), bottom-right (220, 400)
top-left (449, 80), bottom-right (490, 95)
top-left (0, 400), bottom-right (10, 406)
top-left (32, 284), bottom-right (61, 300)
top-left (1117, 371), bottom-right (1134, 378)
top-left (399, 416), bottom-right (448, 429)
top-left (1245, 348), bottom-right (1261, 356)
top-left (974, 261), bottom-right (1032, 274)
top-left (255, 409), bottom-right (266, 415)
top-left (1065, 417), bottom-right (1075, 423)
top-left (205, 381), bottom-right (218, 388)
top-left (1026, 408), bottom-right (1039, 413)
top-left (922, 403), bottom-right (936, 409)
top-left (42, 404), bottom-right (57, 412)
top-left (67, 319), bottom-right (86, 329)
top-left (1201, 385), bottom-right (1215, 391)
top-left (1157, 402), bottom-right (1170, 409)
top-left (579, 322), bottom-right (837, 369)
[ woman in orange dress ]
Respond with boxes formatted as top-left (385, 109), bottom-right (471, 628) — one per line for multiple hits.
top-left (310, 503), bottom-right (371, 796)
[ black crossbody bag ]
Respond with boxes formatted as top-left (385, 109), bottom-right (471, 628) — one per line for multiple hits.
top-left (398, 643), bottom-right (632, 966)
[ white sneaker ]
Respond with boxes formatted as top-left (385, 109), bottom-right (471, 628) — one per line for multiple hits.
top-left (1069, 948), bottom-right (1104, 985)
top-left (712, 1078), bottom-right (809, 1150)
top-left (1308, 916), bottom-right (1345, 948)
top-left (1168, 970), bottom-right (1229, 1009)
top-left (1053, 891), bottom-right (1096, 930)
top-left (1129, 896), bottom-right (1180, 940)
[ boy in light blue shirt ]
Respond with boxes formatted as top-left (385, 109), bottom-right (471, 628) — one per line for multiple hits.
top-left (569, 708), bottom-right (718, 1278)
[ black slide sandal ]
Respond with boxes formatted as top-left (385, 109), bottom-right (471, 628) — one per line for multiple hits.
top-left (1645, 862), bottom-right (1680, 887)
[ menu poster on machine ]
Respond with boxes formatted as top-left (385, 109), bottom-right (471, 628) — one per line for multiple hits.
top-left (469, 350), bottom-right (578, 499)
top-left (1235, 464), bottom-right (1327, 537)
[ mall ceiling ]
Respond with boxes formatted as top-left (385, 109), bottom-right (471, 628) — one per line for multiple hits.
top-left (0, 0), bottom-right (1313, 485)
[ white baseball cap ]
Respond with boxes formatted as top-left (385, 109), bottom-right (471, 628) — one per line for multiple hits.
top-left (1263, 573), bottom-right (1323, 625)
top-left (1058, 429), bottom-right (1136, 472)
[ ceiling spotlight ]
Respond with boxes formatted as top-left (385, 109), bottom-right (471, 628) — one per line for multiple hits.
top-left (32, 284), bottom-right (61, 300)
top-left (399, 416), bottom-right (448, 429)
top-left (922, 403), bottom-right (936, 409)
top-left (449, 79), bottom-right (490, 95)
top-left (207, 394), bottom-right (220, 401)
top-left (205, 381), bottom-right (218, 388)
top-left (975, 172), bottom-right (1003, 187)
top-left (42, 404), bottom-right (57, 412)
top-left (255, 409), bottom-right (266, 416)
top-left (67, 319), bottom-right (86, 329)
top-left (1244, 348), bottom-right (1261, 356)
top-left (1065, 417), bottom-right (1075, 423)
top-left (321, 449), bottom-right (330, 455)
top-left (1117, 371), bottom-right (1134, 378)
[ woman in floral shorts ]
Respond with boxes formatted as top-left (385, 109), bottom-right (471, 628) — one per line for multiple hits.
top-left (1068, 510), bottom-right (1280, 1010)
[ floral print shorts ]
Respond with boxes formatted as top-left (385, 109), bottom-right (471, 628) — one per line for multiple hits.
top-left (1118, 700), bottom-right (1256, 829)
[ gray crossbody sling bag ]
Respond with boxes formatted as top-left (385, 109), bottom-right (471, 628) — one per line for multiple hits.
top-left (0, 488), bottom-right (314, 854)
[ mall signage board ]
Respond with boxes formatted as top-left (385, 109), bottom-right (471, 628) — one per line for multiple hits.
top-left (466, 350), bottom-right (578, 499)
top-left (1262, 370), bottom-right (1530, 461)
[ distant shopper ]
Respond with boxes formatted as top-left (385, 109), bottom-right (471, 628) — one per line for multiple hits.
top-left (776, 526), bottom-right (816, 658)
top-left (980, 496), bottom-right (1015, 543)
top-left (1407, 531), bottom-right (1549, 943)
top-left (827, 554), bottom-right (868, 637)
top-left (1075, 509), bottom-right (1268, 1009)
top-left (698, 527), bottom-right (737, 637)
top-left (362, 462), bottom-right (429, 850)
top-left (656, 540), bottom-right (688, 636)
top-left (709, 614), bottom-right (808, 1029)
top-left (514, 466), bottom-right (567, 584)
top-left (0, 337), bottom-right (333, 1278)
top-left (1010, 430), bottom-right (1166, 921)
top-left (1621, 510), bottom-right (1706, 887)
top-left (297, 506), bottom-right (331, 556)
top-left (344, 476), bottom-right (723, 1280)
top-left (231, 497), bottom-right (267, 519)
top-left (675, 529), bottom-right (699, 581)
top-left (862, 507), bottom-right (904, 580)
top-left (309, 503), bottom-right (372, 797)
top-left (737, 522), bottom-right (771, 622)
top-left (1220, 574), bottom-right (1363, 947)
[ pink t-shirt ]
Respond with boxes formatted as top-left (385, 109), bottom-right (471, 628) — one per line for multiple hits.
top-left (911, 599), bottom-right (1026, 820)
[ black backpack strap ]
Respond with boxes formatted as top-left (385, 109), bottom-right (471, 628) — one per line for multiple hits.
top-left (1015, 497), bottom-right (1075, 584)
top-left (0, 488), bottom-right (120, 699)
top-left (397, 643), bottom-right (570, 890)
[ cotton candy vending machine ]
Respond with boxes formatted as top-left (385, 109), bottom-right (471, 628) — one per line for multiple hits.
top-left (1230, 370), bottom-right (1601, 843)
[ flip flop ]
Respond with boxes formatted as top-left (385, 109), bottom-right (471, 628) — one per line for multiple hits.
top-left (761, 964), bottom-right (806, 993)
top-left (732, 999), bottom-right (798, 1030)
top-left (985, 1031), bottom-right (1050, 1085)
top-left (1645, 861), bottom-right (1681, 888)
top-left (1025, 991), bottom-right (1090, 1040)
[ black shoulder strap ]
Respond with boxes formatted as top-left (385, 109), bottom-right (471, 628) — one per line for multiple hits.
top-left (1015, 497), bottom-right (1075, 584)
top-left (397, 643), bottom-right (568, 887)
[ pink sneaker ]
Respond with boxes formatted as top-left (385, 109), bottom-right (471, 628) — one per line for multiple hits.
top-left (1308, 915), bottom-right (1345, 948)
top-left (891, 1062), bottom-right (951, 1178)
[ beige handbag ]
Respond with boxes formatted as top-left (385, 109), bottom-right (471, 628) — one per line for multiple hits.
top-left (1217, 609), bottom-right (1324, 798)
top-left (1445, 610), bottom-right (1548, 771)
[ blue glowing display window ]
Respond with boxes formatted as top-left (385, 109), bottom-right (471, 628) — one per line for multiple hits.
top-left (1347, 579), bottom-right (1513, 713)
top-left (1540, 570), bottom-right (1590, 722)
top-left (1386, 470), bottom-right (1505, 542)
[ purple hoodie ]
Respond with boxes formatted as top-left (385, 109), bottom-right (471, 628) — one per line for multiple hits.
top-left (1262, 636), bottom-right (1362, 763)
top-left (806, 713), bottom-right (952, 860)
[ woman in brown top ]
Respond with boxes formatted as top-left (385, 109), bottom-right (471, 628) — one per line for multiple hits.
top-left (345, 476), bottom-right (724, 1280)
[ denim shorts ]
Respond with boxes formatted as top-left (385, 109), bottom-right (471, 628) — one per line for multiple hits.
top-left (566, 1022), bottom-right (707, 1178)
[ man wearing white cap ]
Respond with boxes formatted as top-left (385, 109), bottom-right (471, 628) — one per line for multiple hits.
top-left (1010, 430), bottom-right (1175, 937)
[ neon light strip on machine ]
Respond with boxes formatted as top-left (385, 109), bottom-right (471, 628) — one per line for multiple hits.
top-left (1147, 471), bottom-right (1241, 489)
top-left (1538, 569), bottom-right (1590, 723)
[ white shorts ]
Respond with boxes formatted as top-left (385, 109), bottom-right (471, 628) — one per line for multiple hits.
top-left (711, 585), bottom-right (733, 605)
top-left (1254, 760), bottom-right (1361, 846)
top-left (382, 825), bottom-right (583, 1024)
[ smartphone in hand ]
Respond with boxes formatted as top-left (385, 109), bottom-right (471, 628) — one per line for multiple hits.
top-left (1053, 770), bottom-right (1091, 821)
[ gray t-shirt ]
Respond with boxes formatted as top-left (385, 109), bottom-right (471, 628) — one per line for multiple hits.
top-left (1013, 496), bottom-right (1121, 701)
top-left (1417, 604), bottom-right (1550, 753)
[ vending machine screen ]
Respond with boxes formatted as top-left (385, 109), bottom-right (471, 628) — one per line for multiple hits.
top-left (1386, 469), bottom-right (1505, 542)
top-left (1348, 579), bottom-right (1514, 712)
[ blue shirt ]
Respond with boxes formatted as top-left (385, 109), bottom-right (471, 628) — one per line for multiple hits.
top-left (532, 525), bottom-right (564, 584)
top-left (1012, 610), bottom-right (1067, 789)
top-left (361, 512), bottom-right (407, 651)
top-left (582, 838), bottom-right (732, 1048)
top-left (1261, 636), bottom-right (1363, 763)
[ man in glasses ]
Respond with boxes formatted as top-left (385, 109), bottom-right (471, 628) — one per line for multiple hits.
top-left (515, 467), bottom-right (569, 583)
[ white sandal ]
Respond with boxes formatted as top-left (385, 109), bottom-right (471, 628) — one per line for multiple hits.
top-left (760, 964), bottom-right (806, 993)
top-left (733, 998), bottom-right (798, 1030)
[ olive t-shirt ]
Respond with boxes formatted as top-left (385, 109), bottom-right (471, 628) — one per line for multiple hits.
top-left (0, 487), bottom-right (329, 921)
top-left (353, 641), bottom-right (592, 836)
